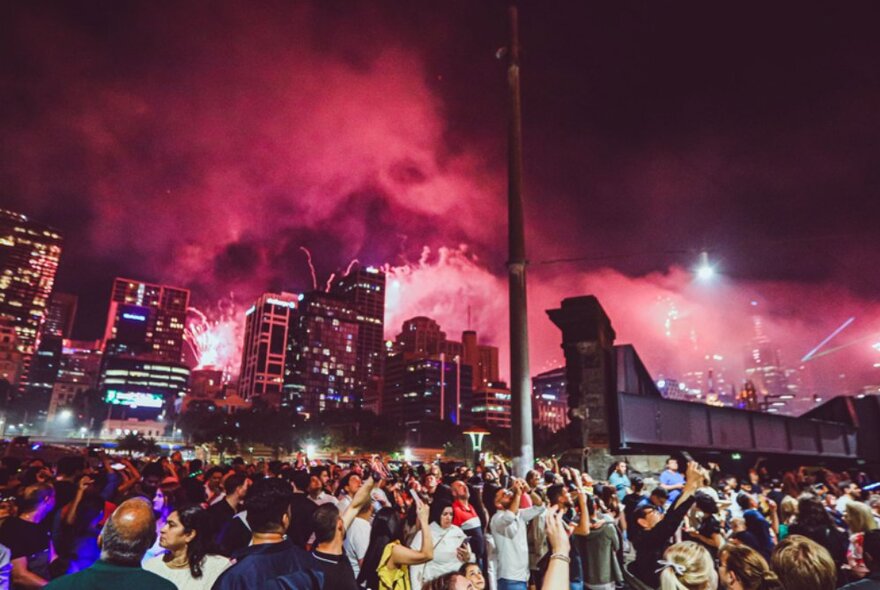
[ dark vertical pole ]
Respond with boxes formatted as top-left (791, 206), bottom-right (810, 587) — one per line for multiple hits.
top-left (507, 3), bottom-right (534, 477)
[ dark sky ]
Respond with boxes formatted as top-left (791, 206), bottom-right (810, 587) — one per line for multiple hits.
top-left (2, 1), bottom-right (879, 393)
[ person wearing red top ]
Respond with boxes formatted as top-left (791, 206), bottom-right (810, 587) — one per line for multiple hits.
top-left (451, 481), bottom-right (486, 574)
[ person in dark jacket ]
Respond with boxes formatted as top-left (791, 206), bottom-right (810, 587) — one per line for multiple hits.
top-left (789, 495), bottom-right (849, 568)
top-left (630, 461), bottom-right (704, 588)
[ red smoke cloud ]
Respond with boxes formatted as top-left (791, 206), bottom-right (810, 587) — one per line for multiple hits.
top-left (5, 4), bottom-right (879, 406)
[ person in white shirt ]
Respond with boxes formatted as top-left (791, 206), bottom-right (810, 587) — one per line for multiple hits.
top-left (308, 473), bottom-right (339, 507)
top-left (835, 480), bottom-right (862, 514)
top-left (490, 479), bottom-right (546, 590)
top-left (409, 500), bottom-right (474, 590)
top-left (336, 473), bottom-right (363, 515)
top-left (344, 500), bottom-right (373, 577)
top-left (143, 504), bottom-right (230, 590)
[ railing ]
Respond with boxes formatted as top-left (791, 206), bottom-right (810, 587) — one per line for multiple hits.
top-left (615, 392), bottom-right (858, 458)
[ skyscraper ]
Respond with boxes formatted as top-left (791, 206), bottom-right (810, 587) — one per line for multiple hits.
top-left (330, 265), bottom-right (386, 394)
top-left (0, 323), bottom-right (22, 386)
top-left (42, 292), bottom-right (78, 338)
top-left (284, 292), bottom-right (360, 414)
top-left (531, 367), bottom-right (570, 433)
top-left (47, 339), bottom-right (102, 421)
top-left (102, 278), bottom-right (189, 362)
top-left (238, 292), bottom-right (299, 406)
top-left (0, 209), bottom-right (63, 378)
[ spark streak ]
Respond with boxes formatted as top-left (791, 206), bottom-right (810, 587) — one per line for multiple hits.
top-left (801, 316), bottom-right (855, 362)
top-left (299, 246), bottom-right (318, 290)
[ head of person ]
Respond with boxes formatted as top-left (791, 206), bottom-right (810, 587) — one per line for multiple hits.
top-left (546, 483), bottom-right (572, 509)
top-left (223, 473), bottom-right (249, 500)
top-left (844, 501), bottom-right (878, 535)
top-left (736, 492), bottom-right (757, 511)
top-left (451, 480), bottom-right (469, 501)
top-left (245, 477), bottom-right (293, 535)
top-left (339, 473), bottom-right (362, 496)
top-left (99, 497), bottom-right (158, 566)
top-left (312, 504), bottom-right (344, 546)
top-left (18, 482), bottom-right (55, 518)
top-left (779, 496), bottom-right (798, 524)
top-left (718, 543), bottom-right (782, 590)
top-left (460, 562), bottom-right (485, 590)
top-left (650, 487), bottom-right (669, 507)
top-left (525, 470), bottom-right (540, 490)
top-left (631, 475), bottom-right (645, 494)
top-left (666, 458), bottom-right (679, 473)
top-left (770, 535), bottom-right (836, 590)
top-left (159, 504), bottom-right (210, 579)
top-left (616, 461), bottom-right (628, 474)
top-left (796, 495), bottom-right (834, 528)
top-left (423, 572), bottom-right (474, 590)
top-left (694, 492), bottom-right (719, 516)
top-left (290, 469), bottom-right (310, 493)
top-left (494, 487), bottom-right (517, 512)
top-left (658, 541), bottom-right (717, 590)
top-left (204, 466), bottom-right (225, 492)
top-left (839, 480), bottom-right (861, 500)
top-left (430, 500), bottom-right (454, 530)
top-left (310, 466), bottom-right (330, 489)
top-left (425, 473), bottom-right (438, 491)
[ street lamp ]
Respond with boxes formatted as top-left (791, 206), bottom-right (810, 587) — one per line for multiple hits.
top-left (463, 427), bottom-right (490, 467)
top-left (695, 251), bottom-right (715, 281)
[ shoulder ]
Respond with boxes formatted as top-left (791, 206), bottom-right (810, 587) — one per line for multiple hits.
top-left (204, 554), bottom-right (232, 573)
top-left (142, 555), bottom-right (165, 573)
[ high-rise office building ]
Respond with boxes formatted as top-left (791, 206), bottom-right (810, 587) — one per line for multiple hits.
top-left (383, 352), bottom-right (472, 429)
top-left (461, 330), bottom-right (500, 390)
top-left (532, 367), bottom-right (570, 433)
top-left (238, 292), bottom-right (299, 406)
top-left (102, 278), bottom-right (189, 362)
top-left (284, 292), bottom-right (360, 414)
top-left (469, 382), bottom-right (511, 429)
top-left (0, 209), bottom-right (63, 379)
top-left (0, 323), bottom-right (22, 386)
top-left (383, 317), bottom-right (474, 430)
top-left (42, 293), bottom-right (77, 338)
top-left (394, 317), bottom-right (447, 356)
top-left (98, 357), bottom-right (189, 438)
top-left (330, 266), bottom-right (386, 393)
top-left (47, 339), bottom-right (102, 421)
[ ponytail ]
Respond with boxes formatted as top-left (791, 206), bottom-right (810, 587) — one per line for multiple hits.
top-left (757, 570), bottom-right (783, 590)
top-left (658, 542), bottom-right (716, 590)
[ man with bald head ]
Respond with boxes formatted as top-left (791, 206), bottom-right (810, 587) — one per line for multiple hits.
top-left (46, 498), bottom-right (175, 589)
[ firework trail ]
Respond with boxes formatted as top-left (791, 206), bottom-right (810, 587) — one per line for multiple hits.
top-left (324, 272), bottom-right (336, 293)
top-left (800, 316), bottom-right (855, 362)
top-left (343, 259), bottom-right (360, 276)
top-left (299, 246), bottom-right (318, 290)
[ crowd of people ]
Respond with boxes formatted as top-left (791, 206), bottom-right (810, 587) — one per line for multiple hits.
top-left (0, 447), bottom-right (876, 590)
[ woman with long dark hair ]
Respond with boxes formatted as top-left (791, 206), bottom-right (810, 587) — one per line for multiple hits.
top-left (788, 495), bottom-right (848, 568)
top-left (144, 504), bottom-right (230, 589)
top-left (358, 503), bottom-right (434, 590)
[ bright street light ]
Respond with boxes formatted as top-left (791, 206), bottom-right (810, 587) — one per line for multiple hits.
top-left (695, 251), bottom-right (715, 281)
top-left (58, 409), bottom-right (73, 421)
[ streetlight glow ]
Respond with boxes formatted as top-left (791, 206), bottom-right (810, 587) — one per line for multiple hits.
top-left (695, 251), bottom-right (715, 281)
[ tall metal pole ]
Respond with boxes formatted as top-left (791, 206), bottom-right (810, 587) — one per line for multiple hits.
top-left (506, 3), bottom-right (534, 477)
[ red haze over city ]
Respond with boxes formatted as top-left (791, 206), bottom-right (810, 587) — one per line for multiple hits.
top-left (2, 2), bottom-right (879, 402)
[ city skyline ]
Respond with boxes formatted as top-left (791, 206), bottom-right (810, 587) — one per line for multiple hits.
top-left (2, 2), bottom-right (879, 403)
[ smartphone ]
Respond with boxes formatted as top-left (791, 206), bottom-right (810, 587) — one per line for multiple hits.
top-left (110, 463), bottom-right (126, 470)
top-left (409, 489), bottom-right (421, 505)
top-left (681, 451), bottom-right (694, 464)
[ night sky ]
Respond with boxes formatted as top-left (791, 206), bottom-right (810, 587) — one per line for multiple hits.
top-left (2, 1), bottom-right (879, 396)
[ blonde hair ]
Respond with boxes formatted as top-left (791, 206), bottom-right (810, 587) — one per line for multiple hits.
top-left (845, 501), bottom-right (878, 534)
top-left (659, 541), bottom-right (718, 590)
top-left (771, 535), bottom-right (836, 590)
top-left (779, 496), bottom-right (798, 524)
